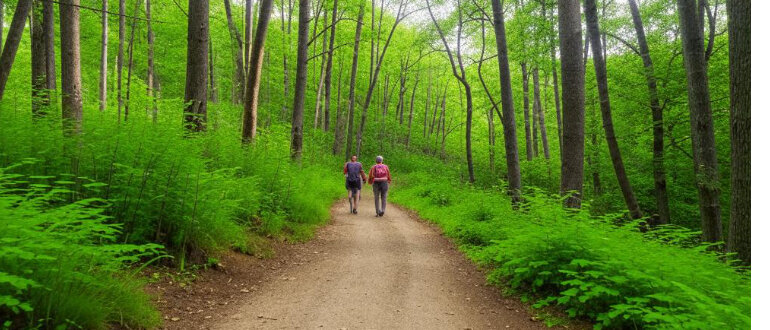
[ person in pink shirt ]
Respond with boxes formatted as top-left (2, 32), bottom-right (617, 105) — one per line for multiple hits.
top-left (367, 156), bottom-right (392, 217)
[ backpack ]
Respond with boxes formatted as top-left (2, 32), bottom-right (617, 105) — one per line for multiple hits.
top-left (346, 162), bottom-right (361, 183)
top-left (373, 164), bottom-right (387, 180)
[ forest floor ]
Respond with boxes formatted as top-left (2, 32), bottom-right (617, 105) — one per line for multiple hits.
top-left (148, 191), bottom-right (564, 329)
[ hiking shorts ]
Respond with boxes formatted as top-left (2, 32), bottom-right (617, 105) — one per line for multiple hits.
top-left (346, 179), bottom-right (362, 193)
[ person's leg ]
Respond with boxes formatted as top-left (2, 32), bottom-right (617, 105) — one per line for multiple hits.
top-left (347, 184), bottom-right (353, 213)
top-left (352, 187), bottom-right (359, 213)
top-left (380, 182), bottom-right (389, 215)
top-left (373, 183), bottom-right (381, 215)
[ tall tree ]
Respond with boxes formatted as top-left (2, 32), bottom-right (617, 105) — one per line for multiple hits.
top-left (546, 0), bottom-right (562, 153)
top-left (355, 0), bottom-right (412, 156)
top-left (585, 0), bottom-right (641, 219)
top-left (242, 0), bottom-right (275, 143)
top-left (332, 56), bottom-right (347, 154)
top-left (343, 4), bottom-right (365, 159)
top-left (0, 0), bottom-right (3, 55)
top-left (60, 0), bottom-right (83, 134)
top-left (313, 10), bottom-right (328, 129)
top-left (98, 0), bottom-right (108, 112)
top-left (117, 0), bottom-right (125, 119)
top-left (146, 0), bottom-right (158, 119)
top-left (0, 0), bottom-right (32, 102)
top-left (533, 67), bottom-right (549, 159)
top-left (558, 0), bottom-right (585, 208)
top-left (42, 0), bottom-right (55, 90)
top-left (405, 76), bottom-right (418, 146)
top-left (124, 0), bottom-right (141, 121)
top-left (224, 0), bottom-right (246, 104)
top-left (290, 0), bottom-right (310, 161)
top-left (521, 62), bottom-right (533, 160)
top-left (490, 0), bottom-right (522, 204)
top-left (426, 0), bottom-right (475, 183)
top-left (726, 0), bottom-right (750, 263)
top-left (184, 0), bottom-right (209, 132)
top-left (627, 0), bottom-right (670, 225)
top-left (323, 0), bottom-right (339, 131)
top-left (244, 0), bottom-right (253, 73)
top-left (31, 0), bottom-right (51, 115)
top-left (677, 0), bottom-right (722, 242)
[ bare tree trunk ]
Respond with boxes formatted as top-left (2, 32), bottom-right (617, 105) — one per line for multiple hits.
top-left (31, 0), bottom-right (51, 116)
top-left (677, 0), bottom-right (722, 242)
top-left (224, 0), bottom-right (245, 104)
top-left (521, 62), bottom-right (533, 160)
top-left (0, 0), bottom-right (3, 55)
top-left (60, 0), bottom-right (82, 134)
top-left (323, 0), bottom-right (339, 132)
top-left (117, 0), bottom-right (125, 120)
top-left (313, 10), bottom-right (328, 129)
top-left (585, 0), bottom-right (642, 219)
top-left (332, 56), bottom-right (346, 154)
top-left (98, 0), bottom-right (108, 112)
top-left (628, 0), bottom-right (670, 225)
top-left (558, 0), bottom-right (585, 208)
top-left (406, 76), bottom-right (418, 146)
top-left (42, 0), bottom-right (55, 90)
top-left (124, 0), bottom-right (141, 121)
top-left (184, 0), bottom-right (209, 132)
top-left (423, 70), bottom-right (431, 139)
top-left (548, 2), bottom-right (562, 153)
top-left (290, 0), bottom-right (310, 161)
top-left (726, 0), bottom-right (750, 263)
top-left (343, 4), bottom-right (364, 159)
top-left (0, 0), bottom-right (32, 102)
top-left (245, 0), bottom-right (253, 73)
top-left (533, 67), bottom-right (550, 159)
top-left (209, 39), bottom-right (219, 103)
top-left (147, 0), bottom-right (158, 120)
top-left (242, 0), bottom-right (274, 143)
top-left (426, 0), bottom-right (475, 182)
top-left (491, 0), bottom-right (522, 203)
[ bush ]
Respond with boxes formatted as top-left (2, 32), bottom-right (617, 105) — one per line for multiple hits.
top-left (392, 171), bottom-right (750, 329)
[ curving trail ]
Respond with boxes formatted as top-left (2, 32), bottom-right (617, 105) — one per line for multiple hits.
top-left (214, 191), bottom-right (544, 329)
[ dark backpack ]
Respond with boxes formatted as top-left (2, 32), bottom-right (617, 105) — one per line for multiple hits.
top-left (346, 162), bottom-right (361, 183)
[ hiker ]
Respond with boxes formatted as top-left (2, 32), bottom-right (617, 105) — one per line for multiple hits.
top-left (367, 156), bottom-right (392, 217)
top-left (344, 155), bottom-right (366, 214)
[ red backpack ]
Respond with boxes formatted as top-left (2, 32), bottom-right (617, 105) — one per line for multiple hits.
top-left (373, 164), bottom-right (388, 181)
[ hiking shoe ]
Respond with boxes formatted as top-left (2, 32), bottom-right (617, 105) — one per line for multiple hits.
top-left (353, 209), bottom-right (358, 214)
top-left (379, 211), bottom-right (385, 217)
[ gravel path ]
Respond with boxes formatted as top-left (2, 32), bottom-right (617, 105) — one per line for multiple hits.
top-left (214, 191), bottom-right (544, 330)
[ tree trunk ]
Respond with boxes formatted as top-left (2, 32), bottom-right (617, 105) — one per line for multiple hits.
top-left (224, 0), bottom-right (245, 104)
top-left (0, 0), bottom-right (3, 55)
top-left (677, 0), bottom-right (722, 242)
top-left (245, 0), bottom-right (253, 73)
top-left (31, 0), bottom-right (51, 116)
top-left (290, 0), bottom-right (310, 161)
top-left (323, 0), bottom-right (339, 132)
top-left (117, 0), bottom-right (125, 119)
top-left (491, 0), bottom-right (522, 203)
top-left (147, 0), bottom-right (158, 120)
top-left (0, 0), bottom-right (32, 102)
top-left (209, 38), bottom-right (218, 103)
top-left (343, 4), bottom-right (364, 159)
top-left (585, 0), bottom-right (642, 219)
top-left (628, 0), bottom-right (670, 225)
top-left (184, 0), bottom-right (209, 132)
top-left (521, 62), bottom-right (533, 160)
top-left (478, 20), bottom-right (497, 173)
top-left (423, 70), bottom-right (431, 139)
top-left (98, 0), bottom-right (108, 112)
top-left (558, 0), bottom-right (585, 208)
top-left (406, 77), bottom-right (418, 146)
top-left (534, 68), bottom-right (550, 159)
top-left (60, 0), bottom-right (83, 134)
top-left (548, 2), bottom-right (562, 153)
top-left (332, 57), bottom-right (346, 154)
top-left (124, 0), bottom-right (141, 121)
top-left (242, 0), bottom-right (274, 143)
top-left (313, 11), bottom-right (328, 129)
top-left (726, 0), bottom-right (750, 263)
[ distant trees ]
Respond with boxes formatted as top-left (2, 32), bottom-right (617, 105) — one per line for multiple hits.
top-left (117, 0), bottom-right (125, 118)
top-left (32, 0), bottom-right (53, 114)
top-left (99, 0), bottom-right (108, 112)
top-left (342, 4), bottom-right (365, 159)
top-left (184, 0), bottom-right (209, 132)
top-left (557, 0), bottom-right (585, 208)
top-left (224, 0), bottom-right (245, 104)
top-left (60, 0), bottom-right (83, 133)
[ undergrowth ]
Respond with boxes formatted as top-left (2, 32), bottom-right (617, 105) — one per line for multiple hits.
top-left (391, 171), bottom-right (750, 329)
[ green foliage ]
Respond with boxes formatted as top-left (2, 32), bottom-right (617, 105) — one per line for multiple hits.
top-left (392, 171), bottom-right (750, 329)
top-left (0, 168), bottom-right (162, 329)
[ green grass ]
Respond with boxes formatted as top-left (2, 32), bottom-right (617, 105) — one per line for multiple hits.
top-left (391, 170), bottom-right (750, 329)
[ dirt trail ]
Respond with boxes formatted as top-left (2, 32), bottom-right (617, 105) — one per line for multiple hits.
top-left (214, 191), bottom-right (544, 330)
